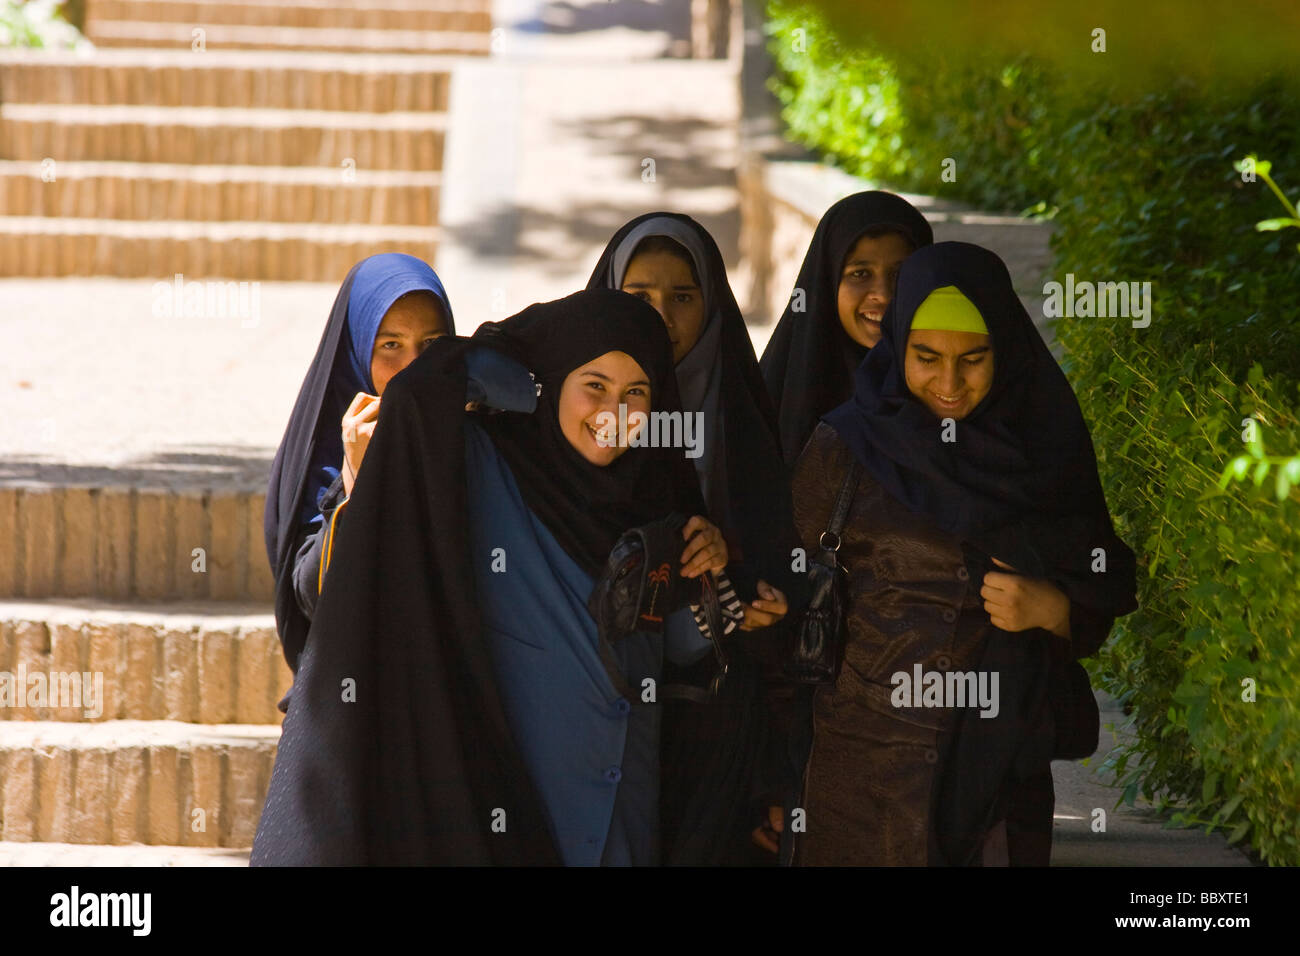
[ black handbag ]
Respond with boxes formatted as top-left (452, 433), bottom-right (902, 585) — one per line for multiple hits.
top-left (784, 459), bottom-right (861, 684)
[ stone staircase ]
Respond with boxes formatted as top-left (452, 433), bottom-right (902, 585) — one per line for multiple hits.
top-left (83, 0), bottom-right (493, 54)
top-left (0, 0), bottom-right (492, 864)
top-left (0, 47), bottom-right (456, 279)
top-left (0, 602), bottom-right (289, 857)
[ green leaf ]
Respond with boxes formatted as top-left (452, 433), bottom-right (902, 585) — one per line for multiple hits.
top-left (1252, 461), bottom-right (1270, 486)
top-left (1254, 218), bottom-right (1300, 231)
top-left (1226, 820), bottom-right (1251, 845)
top-left (1277, 471), bottom-right (1292, 501)
top-left (1201, 771), bottom-right (1220, 803)
top-left (1218, 792), bottom-right (1245, 821)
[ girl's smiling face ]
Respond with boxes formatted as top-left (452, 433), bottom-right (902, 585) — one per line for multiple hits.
top-left (369, 291), bottom-right (449, 396)
top-left (904, 329), bottom-right (995, 421)
top-left (557, 350), bottom-right (653, 466)
top-left (836, 231), bottom-right (914, 349)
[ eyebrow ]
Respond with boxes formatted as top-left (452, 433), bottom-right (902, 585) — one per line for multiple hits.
top-left (581, 370), bottom-right (652, 387)
top-left (911, 343), bottom-right (992, 357)
top-left (375, 327), bottom-right (445, 338)
top-left (621, 281), bottom-right (699, 291)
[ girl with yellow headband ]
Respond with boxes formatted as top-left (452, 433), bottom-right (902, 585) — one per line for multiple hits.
top-left (770, 241), bottom-right (1138, 866)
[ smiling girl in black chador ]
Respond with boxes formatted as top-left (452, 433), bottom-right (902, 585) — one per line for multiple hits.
top-left (264, 253), bottom-right (453, 676)
top-left (778, 241), bottom-right (1138, 866)
top-left (761, 190), bottom-right (934, 465)
top-left (252, 289), bottom-right (736, 865)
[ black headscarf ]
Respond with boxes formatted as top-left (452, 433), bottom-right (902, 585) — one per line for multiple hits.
top-left (586, 212), bottom-right (800, 599)
top-left (760, 191), bottom-right (934, 464)
top-left (471, 288), bottom-right (706, 576)
top-left (263, 254), bottom-right (454, 672)
top-left (823, 241), bottom-right (1137, 616)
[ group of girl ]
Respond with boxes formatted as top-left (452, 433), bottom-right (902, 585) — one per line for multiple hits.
top-left (253, 191), bottom-right (1137, 867)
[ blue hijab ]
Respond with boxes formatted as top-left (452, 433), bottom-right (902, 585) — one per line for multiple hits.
top-left (302, 254), bottom-right (454, 530)
top-left (264, 253), bottom-right (453, 672)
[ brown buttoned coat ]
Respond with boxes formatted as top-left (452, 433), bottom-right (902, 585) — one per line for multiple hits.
top-left (788, 422), bottom-right (1021, 866)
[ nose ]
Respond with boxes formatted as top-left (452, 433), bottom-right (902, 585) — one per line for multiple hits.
top-left (598, 388), bottom-right (622, 414)
top-left (861, 275), bottom-right (889, 307)
top-left (934, 361), bottom-right (962, 394)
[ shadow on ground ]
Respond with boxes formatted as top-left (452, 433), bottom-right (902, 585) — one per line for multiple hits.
top-left (508, 0), bottom-right (692, 47)
top-left (0, 446), bottom-right (274, 491)
top-left (444, 111), bottom-right (740, 272)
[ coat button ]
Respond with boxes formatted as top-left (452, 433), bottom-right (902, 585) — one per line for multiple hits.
top-left (924, 748), bottom-right (939, 764)
top-left (957, 566), bottom-right (969, 581)
top-left (605, 767), bottom-right (622, 783)
top-left (614, 699), bottom-right (631, 715)
top-left (942, 608), bottom-right (957, 623)
top-left (936, 655), bottom-right (952, 671)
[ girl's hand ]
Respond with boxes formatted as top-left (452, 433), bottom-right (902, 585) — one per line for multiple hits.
top-left (679, 515), bottom-right (728, 578)
top-left (341, 392), bottom-right (380, 496)
top-left (740, 579), bottom-right (788, 631)
top-left (981, 557), bottom-right (1071, 638)
top-left (751, 806), bottom-right (783, 853)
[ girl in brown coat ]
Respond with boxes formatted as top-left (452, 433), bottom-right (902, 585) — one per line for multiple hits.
top-left (781, 242), bottom-right (1137, 865)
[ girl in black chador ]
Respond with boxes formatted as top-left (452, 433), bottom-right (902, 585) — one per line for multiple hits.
top-left (761, 190), bottom-right (934, 465)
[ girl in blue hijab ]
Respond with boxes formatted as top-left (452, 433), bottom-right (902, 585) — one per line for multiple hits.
top-left (264, 253), bottom-right (453, 675)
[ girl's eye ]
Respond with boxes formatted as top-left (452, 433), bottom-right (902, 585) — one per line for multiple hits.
top-left (963, 356), bottom-right (985, 366)
top-left (917, 356), bottom-right (938, 365)
top-left (626, 386), bottom-right (647, 397)
top-left (382, 340), bottom-right (401, 349)
top-left (587, 381), bottom-right (605, 391)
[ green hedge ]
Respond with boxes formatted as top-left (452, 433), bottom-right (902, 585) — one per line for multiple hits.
top-left (767, 0), bottom-right (1300, 863)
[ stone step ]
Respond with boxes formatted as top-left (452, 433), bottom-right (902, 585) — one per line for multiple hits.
top-left (0, 486), bottom-right (281, 603)
top-left (0, 104), bottom-right (447, 170)
top-left (0, 49), bottom-right (454, 112)
top-left (85, 20), bottom-right (492, 55)
top-left (0, 216), bottom-right (438, 279)
top-left (0, 161), bottom-right (440, 226)
top-left (0, 601), bottom-right (290, 726)
top-left (86, 0), bottom-right (492, 33)
top-left (0, 720), bottom-right (279, 847)
top-left (0, 839), bottom-right (250, 865)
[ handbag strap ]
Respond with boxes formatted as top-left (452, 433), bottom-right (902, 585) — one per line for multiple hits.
top-left (819, 459), bottom-right (862, 554)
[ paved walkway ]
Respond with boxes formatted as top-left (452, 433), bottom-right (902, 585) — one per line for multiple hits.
top-left (0, 0), bottom-right (737, 491)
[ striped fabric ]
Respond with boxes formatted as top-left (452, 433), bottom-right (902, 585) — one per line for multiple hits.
top-left (690, 568), bottom-right (745, 640)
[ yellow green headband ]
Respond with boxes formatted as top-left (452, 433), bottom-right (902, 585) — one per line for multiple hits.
top-left (910, 286), bottom-right (989, 335)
